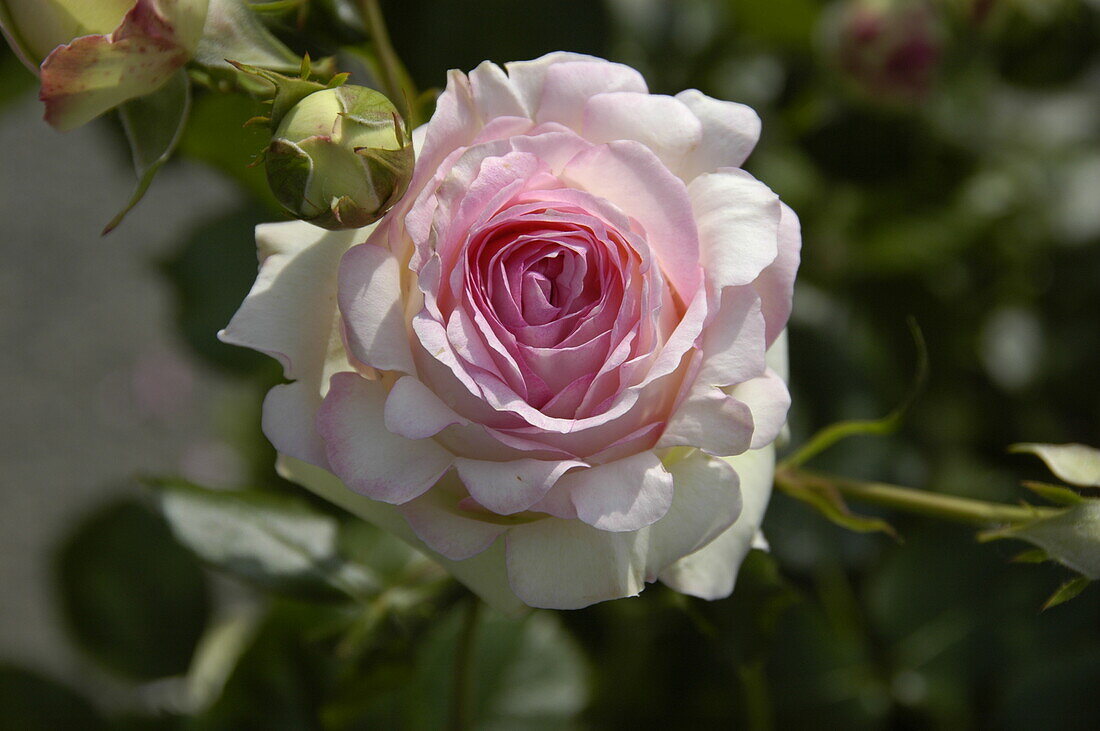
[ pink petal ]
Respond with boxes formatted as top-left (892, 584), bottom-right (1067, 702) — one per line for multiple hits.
top-left (317, 373), bottom-right (453, 504)
top-left (339, 242), bottom-right (415, 374)
top-left (454, 457), bottom-right (586, 515)
top-left (755, 202), bottom-right (802, 346)
top-left (688, 168), bottom-right (781, 292)
top-left (535, 60), bottom-right (649, 129)
top-left (582, 92), bottom-right (702, 170)
top-left (398, 476), bottom-right (510, 560)
top-left (563, 140), bottom-right (701, 301)
top-left (564, 451), bottom-right (673, 532)
top-left (674, 89), bottom-right (762, 180)
top-left (383, 375), bottom-right (469, 440)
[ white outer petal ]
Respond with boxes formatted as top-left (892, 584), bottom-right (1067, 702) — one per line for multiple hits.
top-left (674, 89), bottom-right (762, 181)
top-left (658, 444), bottom-right (776, 599)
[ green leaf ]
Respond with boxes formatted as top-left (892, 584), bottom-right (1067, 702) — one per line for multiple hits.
top-left (1042, 576), bottom-right (1092, 611)
top-left (0, 665), bottom-right (107, 729)
top-left (1010, 443), bottom-right (1100, 488)
top-left (326, 604), bottom-right (588, 730)
top-left (194, 0), bottom-right (301, 72)
top-left (103, 70), bottom-right (191, 234)
top-left (54, 498), bottom-right (211, 680)
top-left (998, 501), bottom-right (1100, 580)
top-left (1011, 548), bottom-right (1050, 564)
top-left (196, 600), bottom-right (348, 729)
top-left (1022, 480), bottom-right (1085, 506)
top-left (149, 477), bottom-right (379, 600)
top-left (782, 318), bottom-right (927, 469)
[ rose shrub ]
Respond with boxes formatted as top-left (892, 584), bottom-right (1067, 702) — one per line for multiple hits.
top-left (222, 52), bottom-right (801, 611)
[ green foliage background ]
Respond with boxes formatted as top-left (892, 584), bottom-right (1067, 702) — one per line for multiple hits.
top-left (2, 0), bottom-right (1099, 728)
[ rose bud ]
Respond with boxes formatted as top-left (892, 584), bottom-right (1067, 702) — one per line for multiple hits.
top-left (822, 0), bottom-right (944, 104)
top-left (265, 85), bottom-right (414, 231)
top-left (0, 0), bottom-right (210, 131)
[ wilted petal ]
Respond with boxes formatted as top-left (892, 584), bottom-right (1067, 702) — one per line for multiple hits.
top-left (40, 0), bottom-right (210, 131)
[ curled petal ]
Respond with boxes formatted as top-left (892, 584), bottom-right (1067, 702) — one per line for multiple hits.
top-left (674, 89), bottom-right (762, 180)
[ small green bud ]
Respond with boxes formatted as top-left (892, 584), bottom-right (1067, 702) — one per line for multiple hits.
top-left (265, 85), bottom-right (414, 230)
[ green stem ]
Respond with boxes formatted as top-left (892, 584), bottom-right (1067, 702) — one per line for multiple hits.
top-left (359, 0), bottom-right (418, 126)
top-left (449, 594), bottom-right (481, 731)
top-left (738, 661), bottom-right (773, 731)
top-left (775, 467), bottom-right (1060, 527)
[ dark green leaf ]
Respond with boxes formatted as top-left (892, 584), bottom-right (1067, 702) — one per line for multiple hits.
top-left (104, 70), bottom-right (191, 234)
top-left (54, 499), bottom-right (210, 680)
top-left (0, 665), bottom-right (107, 730)
top-left (1042, 576), bottom-right (1091, 611)
top-left (149, 477), bottom-right (378, 600)
top-left (159, 205), bottom-right (274, 375)
top-left (1011, 548), bottom-right (1050, 564)
top-left (323, 604), bottom-right (587, 730)
top-left (1022, 480), bottom-right (1085, 506)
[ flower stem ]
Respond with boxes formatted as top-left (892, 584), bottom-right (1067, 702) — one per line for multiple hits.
top-left (359, 0), bottom-right (419, 126)
top-left (449, 593), bottom-right (481, 731)
top-left (775, 467), bottom-right (1060, 527)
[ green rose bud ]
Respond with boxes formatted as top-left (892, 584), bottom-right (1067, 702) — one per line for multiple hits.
top-left (265, 85), bottom-right (414, 231)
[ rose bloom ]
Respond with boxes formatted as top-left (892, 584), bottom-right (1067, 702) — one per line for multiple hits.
top-left (222, 53), bottom-right (800, 612)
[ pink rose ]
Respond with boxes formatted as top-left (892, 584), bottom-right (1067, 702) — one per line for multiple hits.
top-left (222, 52), bottom-right (801, 611)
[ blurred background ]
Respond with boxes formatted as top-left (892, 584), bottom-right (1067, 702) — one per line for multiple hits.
top-left (1, 0), bottom-right (1099, 727)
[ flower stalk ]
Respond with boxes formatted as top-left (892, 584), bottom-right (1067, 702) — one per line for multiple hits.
top-left (359, 0), bottom-right (418, 127)
top-left (449, 593), bottom-right (481, 731)
top-left (774, 466), bottom-right (1062, 528)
